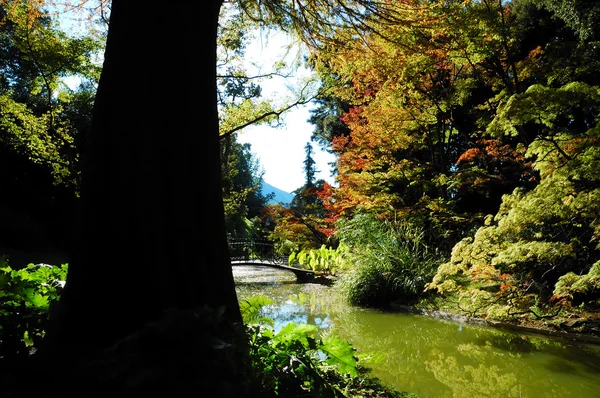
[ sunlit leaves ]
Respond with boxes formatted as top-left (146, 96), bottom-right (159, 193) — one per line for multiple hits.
top-left (488, 82), bottom-right (600, 143)
top-left (428, 98), bottom-right (600, 321)
top-left (310, 0), bottom-right (522, 237)
top-left (219, 99), bottom-right (277, 136)
top-left (218, 3), bottom-right (321, 139)
top-left (244, 294), bottom-right (360, 395)
top-left (319, 334), bottom-right (358, 377)
top-left (553, 261), bottom-right (600, 304)
top-left (0, 1), bottom-right (101, 192)
top-left (0, 95), bottom-right (76, 185)
top-left (288, 243), bottom-right (349, 274)
top-left (239, 294), bottom-right (275, 325)
top-left (0, 261), bottom-right (67, 358)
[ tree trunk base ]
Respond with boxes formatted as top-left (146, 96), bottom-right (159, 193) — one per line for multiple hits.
top-left (2, 307), bottom-right (249, 398)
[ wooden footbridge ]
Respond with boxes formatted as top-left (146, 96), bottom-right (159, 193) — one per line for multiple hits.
top-left (228, 239), bottom-right (319, 282)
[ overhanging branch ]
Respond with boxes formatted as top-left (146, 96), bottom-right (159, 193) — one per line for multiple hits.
top-left (219, 82), bottom-right (322, 139)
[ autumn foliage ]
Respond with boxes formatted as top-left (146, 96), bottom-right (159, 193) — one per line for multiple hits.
top-left (306, 0), bottom-right (600, 329)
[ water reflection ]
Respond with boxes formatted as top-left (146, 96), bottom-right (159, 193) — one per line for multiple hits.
top-left (233, 265), bottom-right (600, 398)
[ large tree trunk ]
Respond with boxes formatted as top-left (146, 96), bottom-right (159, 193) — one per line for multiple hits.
top-left (44, 0), bottom-right (240, 355)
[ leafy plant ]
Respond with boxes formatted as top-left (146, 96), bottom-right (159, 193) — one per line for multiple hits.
top-left (240, 295), bottom-right (413, 397)
top-left (288, 244), bottom-right (348, 274)
top-left (0, 259), bottom-right (67, 361)
top-left (239, 294), bottom-right (276, 326)
top-left (553, 261), bottom-right (600, 306)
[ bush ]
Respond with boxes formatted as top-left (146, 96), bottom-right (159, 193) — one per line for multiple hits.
top-left (0, 258), bottom-right (67, 362)
top-left (335, 214), bottom-right (442, 307)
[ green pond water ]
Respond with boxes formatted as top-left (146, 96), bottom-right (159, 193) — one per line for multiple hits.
top-left (233, 265), bottom-right (600, 398)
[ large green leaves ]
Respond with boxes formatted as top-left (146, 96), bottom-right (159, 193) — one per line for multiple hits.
top-left (319, 334), bottom-right (358, 377)
top-left (0, 261), bottom-right (67, 360)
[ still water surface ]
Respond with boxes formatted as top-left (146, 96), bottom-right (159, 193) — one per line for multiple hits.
top-left (233, 265), bottom-right (600, 398)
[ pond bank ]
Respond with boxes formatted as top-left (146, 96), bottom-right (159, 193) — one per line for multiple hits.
top-left (391, 303), bottom-right (600, 346)
top-left (288, 270), bottom-right (600, 345)
top-left (307, 271), bottom-right (600, 344)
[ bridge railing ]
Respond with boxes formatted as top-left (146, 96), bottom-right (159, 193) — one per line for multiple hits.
top-left (228, 239), bottom-right (289, 264)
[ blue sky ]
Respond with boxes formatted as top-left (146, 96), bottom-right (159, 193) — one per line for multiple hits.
top-left (235, 30), bottom-right (337, 194)
top-left (238, 105), bottom-right (336, 193)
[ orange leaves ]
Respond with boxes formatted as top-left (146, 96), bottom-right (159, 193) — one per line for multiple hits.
top-left (339, 106), bottom-right (365, 127)
top-left (311, 0), bottom-right (554, 225)
top-left (331, 135), bottom-right (350, 152)
top-left (351, 158), bottom-right (368, 171)
top-left (1, 0), bottom-right (46, 29)
top-left (313, 182), bottom-right (344, 230)
top-left (457, 147), bottom-right (483, 165)
top-left (457, 139), bottom-right (530, 172)
top-left (455, 139), bottom-right (537, 201)
top-left (497, 273), bottom-right (513, 295)
top-left (564, 137), bottom-right (600, 156)
top-left (516, 46), bottom-right (544, 82)
top-left (468, 264), bottom-right (515, 297)
top-left (469, 263), bottom-right (500, 283)
top-left (458, 139), bottom-right (525, 166)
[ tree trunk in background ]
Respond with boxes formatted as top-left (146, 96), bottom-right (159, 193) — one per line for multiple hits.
top-left (44, 0), bottom-right (240, 355)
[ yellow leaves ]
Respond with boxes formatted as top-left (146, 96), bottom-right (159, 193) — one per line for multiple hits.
top-left (562, 195), bottom-right (574, 206)
top-left (1, 0), bottom-right (46, 29)
top-left (553, 261), bottom-right (600, 305)
top-left (493, 242), bottom-right (575, 270)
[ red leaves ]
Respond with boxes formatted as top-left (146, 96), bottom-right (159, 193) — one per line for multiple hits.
top-left (457, 139), bottom-right (534, 178)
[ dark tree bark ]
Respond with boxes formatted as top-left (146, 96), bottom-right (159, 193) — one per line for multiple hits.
top-left (43, 0), bottom-right (241, 356)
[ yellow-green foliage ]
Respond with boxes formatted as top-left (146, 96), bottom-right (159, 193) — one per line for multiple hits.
top-left (288, 244), bottom-right (349, 274)
top-left (427, 226), bottom-right (499, 294)
top-left (0, 261), bottom-right (68, 359)
top-left (0, 96), bottom-right (75, 186)
top-left (553, 261), bottom-right (600, 303)
top-left (492, 241), bottom-right (576, 271)
top-left (0, 3), bottom-right (101, 190)
top-left (427, 82), bottom-right (600, 321)
top-left (219, 99), bottom-right (277, 136)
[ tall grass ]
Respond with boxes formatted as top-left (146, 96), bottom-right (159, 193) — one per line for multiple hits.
top-left (335, 213), bottom-right (442, 307)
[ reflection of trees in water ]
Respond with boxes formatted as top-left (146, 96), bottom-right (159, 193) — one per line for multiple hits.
top-left (235, 274), bottom-right (600, 398)
top-left (328, 310), bottom-right (454, 394)
top-left (327, 310), bottom-right (600, 398)
top-left (425, 350), bottom-right (520, 398)
top-left (425, 344), bottom-right (581, 398)
top-left (425, 345), bottom-right (522, 398)
top-left (236, 280), bottom-right (337, 332)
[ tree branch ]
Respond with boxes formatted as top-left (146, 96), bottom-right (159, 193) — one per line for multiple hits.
top-left (219, 94), bottom-right (317, 140)
top-left (217, 70), bottom-right (294, 80)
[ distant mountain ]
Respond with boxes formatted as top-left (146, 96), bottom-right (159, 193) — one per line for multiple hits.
top-left (261, 181), bottom-right (295, 205)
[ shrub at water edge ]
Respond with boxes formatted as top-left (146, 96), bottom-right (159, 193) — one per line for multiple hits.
top-left (334, 213), bottom-right (442, 307)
